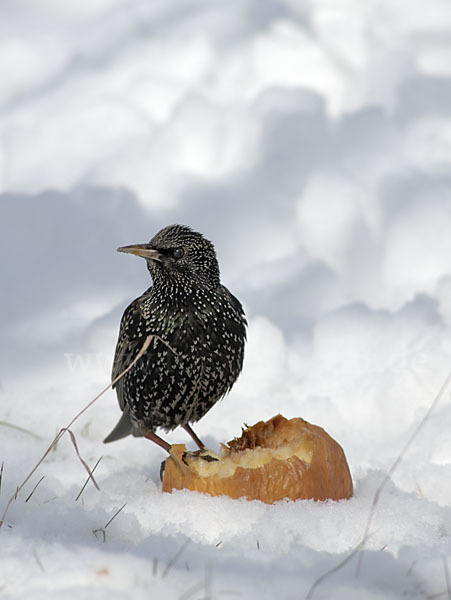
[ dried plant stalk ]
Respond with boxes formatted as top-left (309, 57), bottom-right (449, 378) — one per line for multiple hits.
top-left (0, 333), bottom-right (164, 529)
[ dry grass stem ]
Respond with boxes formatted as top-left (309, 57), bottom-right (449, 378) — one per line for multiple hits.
top-left (306, 370), bottom-right (451, 599)
top-left (356, 372), bottom-right (451, 576)
top-left (33, 550), bottom-right (46, 572)
top-left (0, 421), bottom-right (42, 440)
top-left (162, 539), bottom-right (191, 578)
top-left (305, 538), bottom-right (367, 600)
top-left (75, 456), bottom-right (103, 501)
top-left (104, 503), bottom-right (127, 529)
top-left (443, 556), bottom-right (451, 600)
top-left (25, 476), bottom-right (45, 503)
top-left (0, 333), bottom-right (158, 530)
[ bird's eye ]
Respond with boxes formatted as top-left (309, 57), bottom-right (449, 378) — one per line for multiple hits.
top-left (172, 248), bottom-right (184, 260)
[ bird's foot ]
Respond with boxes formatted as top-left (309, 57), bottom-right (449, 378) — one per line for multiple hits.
top-left (160, 447), bottom-right (219, 481)
top-left (182, 449), bottom-right (219, 466)
top-left (160, 459), bottom-right (167, 482)
top-left (160, 448), bottom-right (194, 480)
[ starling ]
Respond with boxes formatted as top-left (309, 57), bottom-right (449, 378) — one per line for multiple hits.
top-left (104, 224), bottom-right (247, 453)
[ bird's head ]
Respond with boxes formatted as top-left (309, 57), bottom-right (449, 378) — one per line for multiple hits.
top-left (118, 225), bottom-right (221, 290)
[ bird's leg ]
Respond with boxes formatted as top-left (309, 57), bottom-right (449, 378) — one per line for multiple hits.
top-left (144, 430), bottom-right (172, 453)
top-left (145, 431), bottom-right (187, 472)
top-left (183, 423), bottom-right (206, 450)
top-left (182, 425), bottom-right (219, 463)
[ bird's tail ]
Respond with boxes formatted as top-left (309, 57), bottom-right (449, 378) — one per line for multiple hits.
top-left (103, 405), bottom-right (134, 443)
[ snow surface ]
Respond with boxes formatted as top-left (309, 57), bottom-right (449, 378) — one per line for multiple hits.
top-left (2, 0), bottom-right (451, 598)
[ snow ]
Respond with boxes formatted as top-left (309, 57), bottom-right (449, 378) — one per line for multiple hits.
top-left (2, 0), bottom-right (451, 598)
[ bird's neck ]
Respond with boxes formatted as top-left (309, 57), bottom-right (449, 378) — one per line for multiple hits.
top-left (149, 275), bottom-right (216, 305)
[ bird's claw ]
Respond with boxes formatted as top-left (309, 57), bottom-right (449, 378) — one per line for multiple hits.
top-left (182, 449), bottom-right (219, 466)
top-left (160, 459), bottom-right (166, 482)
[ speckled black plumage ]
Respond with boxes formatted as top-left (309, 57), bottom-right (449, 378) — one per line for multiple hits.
top-left (104, 225), bottom-right (247, 448)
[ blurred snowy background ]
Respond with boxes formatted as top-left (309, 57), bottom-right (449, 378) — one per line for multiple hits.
top-left (2, 0), bottom-right (451, 598)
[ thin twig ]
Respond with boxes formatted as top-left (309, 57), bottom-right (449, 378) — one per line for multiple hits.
top-left (93, 528), bottom-right (106, 543)
top-left (205, 564), bottom-right (213, 599)
top-left (306, 371), bottom-right (451, 599)
top-left (25, 476), bottom-right (45, 503)
top-left (443, 556), bottom-right (451, 600)
top-left (33, 549), bottom-right (46, 572)
top-left (75, 456), bottom-right (103, 501)
top-left (179, 582), bottom-right (204, 600)
top-left (428, 591), bottom-right (451, 600)
top-left (64, 429), bottom-right (100, 491)
top-left (91, 503), bottom-right (127, 544)
top-left (0, 462), bottom-right (3, 497)
top-left (0, 421), bottom-right (42, 440)
top-left (305, 538), bottom-right (367, 600)
top-left (162, 539), bottom-right (191, 578)
top-left (0, 333), bottom-right (159, 529)
top-left (356, 372), bottom-right (451, 575)
top-left (42, 496), bottom-right (58, 504)
top-left (52, 431), bottom-right (60, 453)
top-left (104, 503), bottom-right (127, 529)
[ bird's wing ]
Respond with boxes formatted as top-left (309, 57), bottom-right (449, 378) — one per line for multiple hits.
top-left (112, 297), bottom-right (148, 411)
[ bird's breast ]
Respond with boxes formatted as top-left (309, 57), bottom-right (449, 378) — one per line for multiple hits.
top-left (139, 288), bottom-right (244, 359)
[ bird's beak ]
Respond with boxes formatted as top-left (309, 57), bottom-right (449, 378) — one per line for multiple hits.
top-left (117, 244), bottom-right (162, 261)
